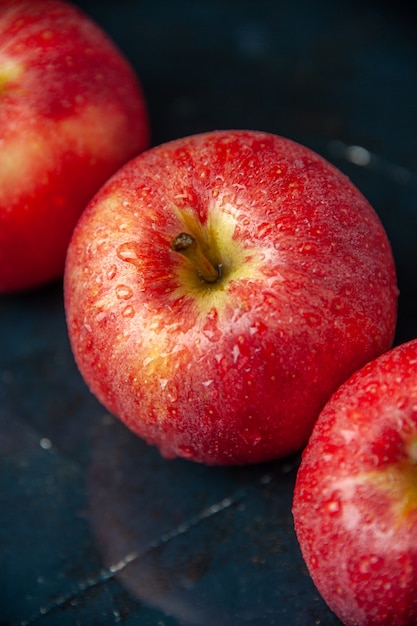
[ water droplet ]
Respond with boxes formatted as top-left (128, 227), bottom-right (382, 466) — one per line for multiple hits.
top-left (240, 427), bottom-right (263, 447)
top-left (326, 499), bottom-right (341, 516)
top-left (178, 445), bottom-right (197, 459)
top-left (106, 265), bottom-right (117, 280)
top-left (303, 311), bottom-right (321, 328)
top-left (359, 554), bottom-right (380, 574)
top-left (256, 222), bottom-right (274, 239)
top-left (115, 284), bottom-right (133, 300)
top-left (249, 433), bottom-right (262, 446)
top-left (397, 396), bottom-right (409, 410)
top-left (121, 305), bottom-right (135, 318)
top-left (331, 297), bottom-right (346, 313)
top-left (299, 242), bottom-right (317, 255)
top-left (167, 388), bottom-right (178, 403)
top-left (232, 344), bottom-right (240, 364)
top-left (365, 382), bottom-right (378, 395)
top-left (117, 242), bottom-right (141, 267)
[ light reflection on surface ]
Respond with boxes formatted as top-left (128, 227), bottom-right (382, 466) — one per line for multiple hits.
top-left (86, 414), bottom-right (327, 625)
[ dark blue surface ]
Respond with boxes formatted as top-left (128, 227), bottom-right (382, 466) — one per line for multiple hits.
top-left (1, 1), bottom-right (417, 624)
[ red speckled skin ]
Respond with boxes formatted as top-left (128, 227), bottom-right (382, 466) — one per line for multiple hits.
top-left (0, 0), bottom-right (149, 292)
top-left (64, 130), bottom-right (397, 465)
top-left (293, 339), bottom-right (417, 626)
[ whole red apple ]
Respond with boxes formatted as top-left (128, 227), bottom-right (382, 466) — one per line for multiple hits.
top-left (293, 338), bottom-right (417, 626)
top-left (0, 0), bottom-right (149, 293)
top-left (64, 129), bottom-right (398, 465)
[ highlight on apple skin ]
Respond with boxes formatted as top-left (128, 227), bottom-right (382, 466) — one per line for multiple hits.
top-left (64, 129), bottom-right (398, 465)
top-left (293, 338), bottom-right (417, 626)
top-left (0, 0), bottom-right (149, 293)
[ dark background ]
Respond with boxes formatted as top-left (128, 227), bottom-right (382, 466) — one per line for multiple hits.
top-left (1, 1), bottom-right (417, 625)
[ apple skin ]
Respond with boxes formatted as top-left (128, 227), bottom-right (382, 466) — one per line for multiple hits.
top-left (64, 129), bottom-right (398, 465)
top-left (293, 338), bottom-right (417, 626)
top-left (0, 0), bottom-right (149, 293)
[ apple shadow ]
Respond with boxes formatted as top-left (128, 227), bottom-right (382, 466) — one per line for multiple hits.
top-left (87, 414), bottom-right (338, 625)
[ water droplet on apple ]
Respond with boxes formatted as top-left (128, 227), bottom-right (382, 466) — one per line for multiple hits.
top-left (121, 305), bottom-right (135, 318)
top-left (117, 242), bottom-right (141, 267)
top-left (178, 445), bottom-right (197, 459)
top-left (202, 327), bottom-right (222, 343)
top-left (106, 265), bottom-right (117, 280)
top-left (303, 312), bottom-right (321, 327)
top-left (397, 396), bottom-right (409, 410)
top-left (115, 284), bottom-right (133, 300)
top-left (326, 499), bottom-right (341, 516)
top-left (311, 265), bottom-right (327, 278)
top-left (358, 554), bottom-right (381, 574)
top-left (241, 427), bottom-right (263, 447)
top-left (365, 382), bottom-right (378, 395)
top-left (298, 242), bottom-right (317, 255)
top-left (167, 389), bottom-right (178, 403)
top-left (331, 297), bottom-right (345, 313)
top-left (232, 344), bottom-right (240, 364)
top-left (248, 432), bottom-right (262, 446)
top-left (202, 308), bottom-right (222, 343)
top-left (255, 222), bottom-right (274, 239)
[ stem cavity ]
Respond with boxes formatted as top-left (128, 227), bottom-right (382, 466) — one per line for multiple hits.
top-left (172, 232), bottom-right (221, 284)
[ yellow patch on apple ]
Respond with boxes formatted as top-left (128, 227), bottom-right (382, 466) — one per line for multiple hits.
top-left (171, 201), bottom-right (263, 317)
top-left (59, 103), bottom-right (132, 163)
top-left (0, 130), bottom-right (55, 204)
top-left (0, 57), bottom-right (24, 93)
top-left (358, 447), bottom-right (417, 523)
top-left (0, 103), bottom-right (132, 205)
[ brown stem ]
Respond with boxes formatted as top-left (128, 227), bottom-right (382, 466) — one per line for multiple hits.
top-left (172, 232), bottom-right (220, 283)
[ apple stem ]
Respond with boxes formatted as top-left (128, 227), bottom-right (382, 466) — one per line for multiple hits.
top-left (172, 232), bottom-right (221, 283)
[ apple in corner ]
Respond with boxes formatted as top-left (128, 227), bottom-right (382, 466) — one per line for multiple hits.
top-left (0, 0), bottom-right (149, 292)
top-left (293, 338), bottom-right (417, 626)
top-left (64, 129), bottom-right (398, 465)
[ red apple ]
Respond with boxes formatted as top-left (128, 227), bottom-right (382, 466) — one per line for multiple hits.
top-left (293, 338), bottom-right (417, 626)
top-left (64, 129), bottom-right (398, 465)
top-left (0, 0), bottom-right (149, 293)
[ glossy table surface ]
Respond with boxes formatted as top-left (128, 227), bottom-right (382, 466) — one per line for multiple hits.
top-left (1, 1), bottom-right (417, 624)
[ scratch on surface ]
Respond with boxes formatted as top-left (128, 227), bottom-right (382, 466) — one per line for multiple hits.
top-left (19, 473), bottom-right (274, 625)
